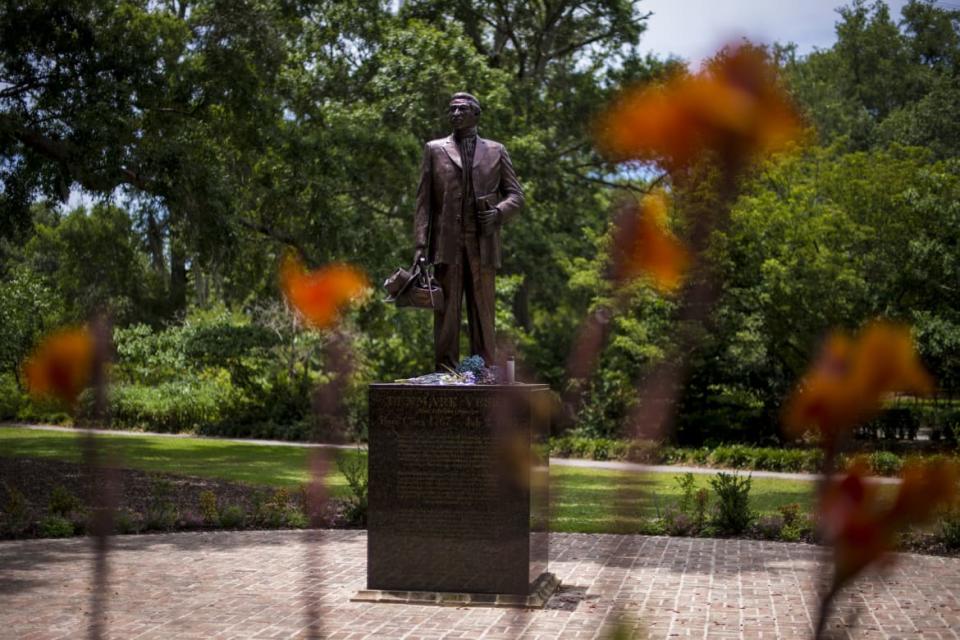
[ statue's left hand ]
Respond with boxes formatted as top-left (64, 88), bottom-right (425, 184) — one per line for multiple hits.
top-left (478, 208), bottom-right (500, 235)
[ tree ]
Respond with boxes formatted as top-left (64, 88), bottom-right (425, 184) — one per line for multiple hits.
top-left (783, 0), bottom-right (960, 154)
top-left (23, 203), bottom-right (163, 324)
top-left (0, 0), bottom-right (305, 316)
top-left (0, 267), bottom-right (64, 386)
top-left (690, 146), bottom-right (960, 441)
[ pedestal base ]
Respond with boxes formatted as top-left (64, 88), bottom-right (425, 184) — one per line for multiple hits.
top-left (367, 384), bottom-right (551, 595)
top-left (351, 572), bottom-right (560, 609)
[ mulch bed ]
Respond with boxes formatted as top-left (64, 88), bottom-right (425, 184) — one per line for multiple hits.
top-left (0, 455), bottom-right (351, 539)
top-left (2, 456), bottom-right (957, 559)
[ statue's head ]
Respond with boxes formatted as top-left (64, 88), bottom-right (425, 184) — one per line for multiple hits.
top-left (449, 92), bottom-right (481, 132)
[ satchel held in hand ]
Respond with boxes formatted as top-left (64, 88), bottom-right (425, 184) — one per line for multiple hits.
top-left (383, 259), bottom-right (444, 310)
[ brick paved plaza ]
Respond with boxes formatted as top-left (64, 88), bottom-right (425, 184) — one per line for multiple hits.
top-left (2, 530), bottom-right (958, 639)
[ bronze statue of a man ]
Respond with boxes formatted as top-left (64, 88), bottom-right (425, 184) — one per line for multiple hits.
top-left (413, 93), bottom-right (524, 372)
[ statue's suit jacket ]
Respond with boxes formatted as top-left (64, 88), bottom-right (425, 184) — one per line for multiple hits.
top-left (414, 134), bottom-right (524, 269)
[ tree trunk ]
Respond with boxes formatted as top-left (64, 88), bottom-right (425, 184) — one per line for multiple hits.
top-left (168, 226), bottom-right (188, 318)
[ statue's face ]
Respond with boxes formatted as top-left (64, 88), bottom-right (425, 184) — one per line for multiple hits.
top-left (448, 99), bottom-right (479, 131)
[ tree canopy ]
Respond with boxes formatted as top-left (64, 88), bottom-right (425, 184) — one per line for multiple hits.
top-left (2, 0), bottom-right (959, 444)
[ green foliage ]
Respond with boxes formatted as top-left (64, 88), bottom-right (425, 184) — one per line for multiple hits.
top-left (755, 514), bottom-right (786, 540)
top-left (549, 437), bottom-right (828, 472)
top-left (0, 374), bottom-right (25, 420)
top-left (38, 515), bottom-right (74, 538)
top-left (710, 472), bottom-right (754, 535)
top-left (777, 503), bottom-right (806, 542)
top-left (144, 475), bottom-right (178, 531)
top-left (779, 503), bottom-right (803, 528)
top-left (337, 449), bottom-right (369, 526)
top-left (48, 485), bottom-right (81, 517)
top-left (549, 436), bottom-right (635, 461)
top-left (783, 0), bottom-right (960, 153)
top-left (218, 505), bottom-right (246, 529)
top-left (675, 473), bottom-right (698, 513)
top-left (198, 491), bottom-right (219, 526)
top-left (0, 267), bottom-right (63, 384)
top-left (144, 507), bottom-right (179, 532)
top-left (660, 472), bottom-right (710, 536)
top-left (255, 488), bottom-right (302, 528)
top-left (869, 451), bottom-right (904, 476)
top-left (1, 482), bottom-right (31, 535)
top-left (103, 378), bottom-right (242, 434)
top-left (940, 507), bottom-right (960, 549)
top-left (23, 204), bottom-right (163, 324)
top-left (114, 508), bottom-right (144, 535)
top-left (694, 488), bottom-right (710, 531)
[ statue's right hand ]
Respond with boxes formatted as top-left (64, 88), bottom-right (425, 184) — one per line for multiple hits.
top-left (413, 248), bottom-right (425, 267)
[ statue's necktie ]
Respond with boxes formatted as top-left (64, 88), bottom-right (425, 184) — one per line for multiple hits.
top-left (459, 135), bottom-right (476, 212)
top-left (460, 135), bottom-right (475, 175)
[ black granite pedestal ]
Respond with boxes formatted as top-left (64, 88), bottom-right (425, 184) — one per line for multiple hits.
top-left (354, 384), bottom-right (556, 608)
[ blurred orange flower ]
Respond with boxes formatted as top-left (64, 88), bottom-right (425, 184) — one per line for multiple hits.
top-left (821, 460), bottom-right (958, 588)
top-left (819, 463), bottom-right (893, 586)
top-left (612, 192), bottom-right (690, 292)
top-left (596, 46), bottom-right (802, 170)
top-left (279, 253), bottom-right (369, 329)
top-left (783, 321), bottom-right (933, 448)
top-left (23, 326), bottom-right (95, 405)
top-left (890, 458), bottom-right (960, 524)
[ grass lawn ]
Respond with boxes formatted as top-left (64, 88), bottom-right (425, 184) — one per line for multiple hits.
top-left (550, 465), bottom-right (816, 533)
top-left (0, 426), bottom-right (821, 533)
top-left (0, 426), bottom-right (353, 496)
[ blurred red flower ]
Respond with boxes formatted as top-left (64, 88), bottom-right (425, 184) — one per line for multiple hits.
top-left (279, 253), bottom-right (368, 330)
top-left (612, 192), bottom-right (690, 292)
top-left (821, 459), bottom-right (958, 588)
top-left (23, 326), bottom-right (95, 405)
top-left (783, 321), bottom-right (933, 448)
top-left (596, 46), bottom-right (802, 170)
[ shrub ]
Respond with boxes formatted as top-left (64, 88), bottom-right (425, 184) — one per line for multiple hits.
top-left (637, 518), bottom-right (667, 536)
top-left (710, 472), bottom-right (753, 535)
top-left (15, 396), bottom-right (72, 425)
top-left (711, 445), bottom-right (753, 469)
top-left (219, 505), bottom-right (246, 528)
top-left (144, 475), bottom-right (178, 530)
top-left (102, 378), bottom-right (242, 433)
top-left (1, 482), bottom-right (31, 535)
top-left (693, 488), bottom-right (710, 530)
top-left (869, 451), bottom-right (903, 476)
top-left (198, 491), bottom-right (219, 525)
top-left (709, 446), bottom-right (821, 473)
top-left (337, 449), bottom-right (368, 526)
top-left (662, 473), bottom-right (703, 536)
top-left (284, 509), bottom-right (308, 529)
top-left (256, 488), bottom-right (298, 528)
top-left (179, 510), bottom-right (205, 529)
top-left (940, 508), bottom-right (960, 550)
top-left (755, 514), bottom-right (784, 540)
top-left (943, 410), bottom-right (960, 445)
top-left (48, 485), bottom-right (82, 516)
top-left (661, 508), bottom-right (697, 536)
top-left (144, 506), bottom-right (178, 531)
top-left (0, 374), bottom-right (25, 420)
top-left (38, 515), bottom-right (74, 538)
top-left (591, 438), bottom-right (612, 461)
top-left (674, 472), bottom-right (697, 513)
top-left (660, 474), bottom-right (710, 536)
top-left (778, 503), bottom-right (802, 529)
top-left (625, 440), bottom-right (662, 463)
top-left (114, 508), bottom-right (144, 534)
